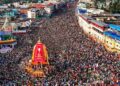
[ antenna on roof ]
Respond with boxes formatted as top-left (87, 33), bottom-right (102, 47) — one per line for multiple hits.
top-left (1, 16), bottom-right (10, 30)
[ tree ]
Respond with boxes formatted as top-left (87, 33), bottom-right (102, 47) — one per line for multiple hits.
top-left (109, 2), bottom-right (113, 13)
top-left (107, 0), bottom-right (120, 13)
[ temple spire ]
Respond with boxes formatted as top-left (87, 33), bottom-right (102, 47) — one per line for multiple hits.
top-left (2, 16), bottom-right (10, 30)
top-left (38, 37), bottom-right (41, 43)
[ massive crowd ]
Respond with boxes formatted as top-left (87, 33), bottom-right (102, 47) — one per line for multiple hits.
top-left (0, 1), bottom-right (120, 86)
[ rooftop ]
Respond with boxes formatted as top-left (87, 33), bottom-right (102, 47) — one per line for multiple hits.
top-left (90, 19), bottom-right (108, 27)
top-left (81, 15), bottom-right (93, 20)
top-left (104, 31), bottom-right (120, 41)
top-left (109, 24), bottom-right (120, 32)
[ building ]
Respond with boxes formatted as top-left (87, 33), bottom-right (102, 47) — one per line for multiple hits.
top-left (77, 10), bottom-right (120, 53)
top-left (27, 9), bottom-right (36, 18)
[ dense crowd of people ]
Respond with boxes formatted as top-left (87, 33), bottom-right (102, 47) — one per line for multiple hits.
top-left (0, 1), bottom-right (120, 86)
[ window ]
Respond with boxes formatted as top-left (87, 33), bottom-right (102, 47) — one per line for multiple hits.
top-left (92, 27), bottom-right (103, 34)
top-left (8, 45), bottom-right (12, 48)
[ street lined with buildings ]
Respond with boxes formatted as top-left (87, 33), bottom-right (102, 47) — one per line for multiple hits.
top-left (0, 0), bottom-right (120, 85)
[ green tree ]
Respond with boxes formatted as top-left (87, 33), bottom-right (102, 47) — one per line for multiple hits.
top-left (108, 0), bottom-right (120, 13)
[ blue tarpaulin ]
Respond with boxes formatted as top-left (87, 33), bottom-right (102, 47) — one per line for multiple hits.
top-left (104, 31), bottom-right (120, 41)
top-left (109, 24), bottom-right (120, 32)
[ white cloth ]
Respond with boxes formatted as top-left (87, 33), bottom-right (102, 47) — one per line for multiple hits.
top-left (0, 47), bottom-right (12, 53)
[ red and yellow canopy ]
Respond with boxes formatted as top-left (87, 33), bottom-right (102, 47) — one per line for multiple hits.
top-left (32, 41), bottom-right (49, 65)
